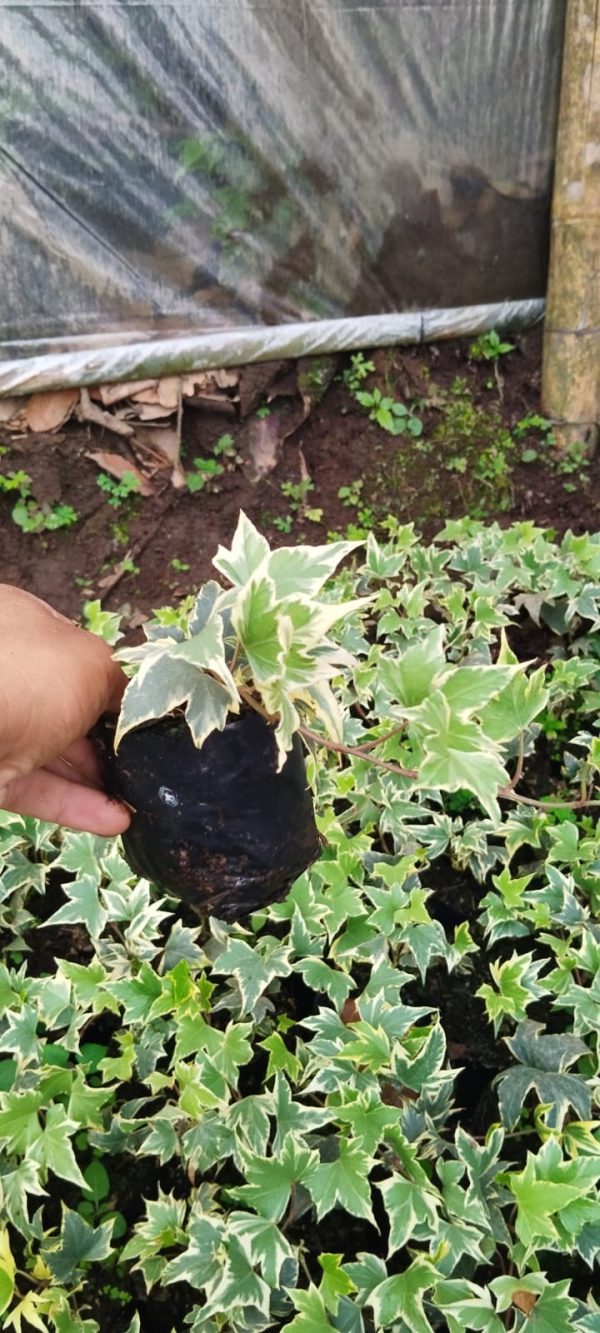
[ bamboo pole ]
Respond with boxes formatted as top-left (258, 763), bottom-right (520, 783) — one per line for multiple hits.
top-left (542, 0), bottom-right (600, 451)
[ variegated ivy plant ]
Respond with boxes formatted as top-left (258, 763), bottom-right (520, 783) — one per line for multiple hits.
top-left (114, 512), bottom-right (364, 762)
top-left (113, 512), bottom-right (560, 824)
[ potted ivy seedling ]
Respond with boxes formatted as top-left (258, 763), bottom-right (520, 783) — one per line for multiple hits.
top-left (95, 513), bottom-right (365, 921)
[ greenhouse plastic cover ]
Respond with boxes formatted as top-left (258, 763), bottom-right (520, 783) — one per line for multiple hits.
top-left (0, 0), bottom-right (564, 393)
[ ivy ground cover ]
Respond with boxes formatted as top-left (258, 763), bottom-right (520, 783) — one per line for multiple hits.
top-left (0, 518), bottom-right (599, 1332)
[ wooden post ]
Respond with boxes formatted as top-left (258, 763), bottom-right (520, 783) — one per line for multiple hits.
top-left (542, 0), bottom-right (600, 451)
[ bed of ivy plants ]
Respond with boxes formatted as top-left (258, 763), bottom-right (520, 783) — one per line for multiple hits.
top-left (0, 516), bottom-right (599, 1333)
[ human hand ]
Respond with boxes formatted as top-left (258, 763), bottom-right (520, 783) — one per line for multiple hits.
top-left (0, 585), bottom-right (131, 835)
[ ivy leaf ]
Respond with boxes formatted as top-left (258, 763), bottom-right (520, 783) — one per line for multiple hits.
top-left (477, 953), bottom-right (546, 1034)
top-left (115, 653), bottom-right (199, 748)
top-left (43, 874), bottom-right (108, 939)
top-left (267, 541), bottom-right (360, 599)
top-left (29, 1105), bottom-right (85, 1187)
top-left (378, 1173), bottom-right (440, 1253)
top-left (329, 1089), bottom-right (400, 1155)
top-left (0, 1228), bottom-right (16, 1317)
top-left (270, 1072), bottom-right (332, 1153)
top-left (231, 574), bottom-right (285, 684)
top-left (230, 1134), bottom-right (319, 1221)
top-left (184, 673), bottom-right (233, 750)
top-left (53, 833), bottom-right (106, 883)
top-left (43, 1209), bottom-right (114, 1283)
top-left (4, 1290), bottom-right (48, 1333)
top-left (0, 1090), bottom-right (44, 1153)
top-left (480, 667), bottom-right (549, 741)
top-left (378, 628), bottom-right (446, 709)
top-left (294, 958), bottom-right (353, 1010)
top-left (107, 963), bottom-right (163, 1024)
top-left (308, 1139), bottom-right (375, 1224)
top-left (369, 1257), bottom-right (436, 1331)
top-left (228, 1211), bottom-right (294, 1288)
top-left (0, 1005), bottom-right (42, 1065)
top-left (0, 1158), bottom-right (46, 1236)
top-left (434, 1278), bottom-right (504, 1333)
top-left (212, 510), bottom-right (270, 586)
top-left (212, 937), bottom-right (291, 1013)
top-left (440, 665), bottom-right (516, 716)
top-left (162, 1216), bottom-right (223, 1289)
top-left (497, 1021), bottom-right (591, 1129)
top-left (286, 1285), bottom-right (336, 1332)
top-left (392, 1022), bottom-right (446, 1091)
top-left (507, 1144), bottom-right (600, 1248)
top-left (491, 1275), bottom-right (578, 1332)
top-left (318, 1253), bottom-right (357, 1316)
top-left (260, 1032), bottom-right (300, 1082)
top-left (201, 1234), bottom-right (271, 1320)
top-left (416, 691), bottom-right (509, 821)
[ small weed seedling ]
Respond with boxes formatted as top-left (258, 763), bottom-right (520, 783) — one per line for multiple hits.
top-left (514, 415), bottom-right (590, 490)
top-left (0, 468), bottom-right (79, 532)
top-left (171, 557), bottom-right (190, 572)
top-left (97, 470), bottom-right (141, 508)
top-left (276, 479), bottom-right (323, 529)
top-left (355, 387), bottom-right (423, 438)
top-left (343, 352), bottom-right (375, 394)
top-left (186, 433), bottom-right (240, 493)
top-left (337, 479), bottom-right (364, 509)
top-left (469, 329), bottom-right (515, 362)
top-left (186, 456), bottom-right (224, 493)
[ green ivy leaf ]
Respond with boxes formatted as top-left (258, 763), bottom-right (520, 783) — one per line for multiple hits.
top-left (480, 667), bottom-right (549, 741)
top-left (212, 937), bottom-right (291, 1014)
top-left (497, 1021), bottom-right (591, 1129)
top-left (318, 1252), bottom-right (357, 1316)
top-left (212, 511), bottom-right (270, 586)
top-left (44, 1209), bottom-right (114, 1284)
top-left (308, 1138), bottom-right (375, 1224)
top-left (230, 1134), bottom-right (319, 1221)
top-left (369, 1257), bottom-right (436, 1331)
top-left (228, 1211), bottom-right (294, 1288)
top-left (43, 875), bottom-right (107, 939)
top-left (417, 695), bottom-right (509, 822)
top-left (286, 1285), bottom-right (336, 1332)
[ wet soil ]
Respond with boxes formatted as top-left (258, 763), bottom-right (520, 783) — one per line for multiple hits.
top-left (1, 329), bottom-right (597, 627)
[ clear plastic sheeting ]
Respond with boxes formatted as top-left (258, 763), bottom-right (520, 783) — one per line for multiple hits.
top-left (0, 1), bottom-right (564, 393)
top-left (0, 300), bottom-right (546, 397)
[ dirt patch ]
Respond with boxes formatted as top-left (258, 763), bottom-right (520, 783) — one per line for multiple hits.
top-left (0, 329), bottom-right (597, 626)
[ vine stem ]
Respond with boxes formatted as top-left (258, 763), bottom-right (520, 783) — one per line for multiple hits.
top-left (498, 788), bottom-right (600, 810)
top-left (299, 724), bottom-right (418, 779)
top-left (239, 686), bottom-right (600, 809)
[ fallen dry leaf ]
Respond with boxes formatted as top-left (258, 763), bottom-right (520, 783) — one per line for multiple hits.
top-left (98, 380), bottom-right (156, 407)
top-left (133, 424), bottom-right (186, 489)
top-left (0, 397), bottom-right (24, 426)
top-left (126, 403), bottom-right (176, 422)
top-left (157, 377), bottom-right (181, 410)
top-left (340, 999), bottom-right (359, 1026)
top-left (77, 388), bottom-right (135, 438)
top-left (512, 1292), bottom-right (537, 1316)
top-left (128, 608), bottom-right (150, 630)
top-left (86, 450), bottom-right (153, 497)
top-left (24, 388), bottom-right (78, 433)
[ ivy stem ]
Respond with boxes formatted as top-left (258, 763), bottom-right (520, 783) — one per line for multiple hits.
top-left (299, 725), bottom-right (418, 779)
top-left (499, 788), bottom-right (600, 811)
top-left (239, 686), bottom-right (599, 807)
top-left (504, 732), bottom-right (525, 793)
